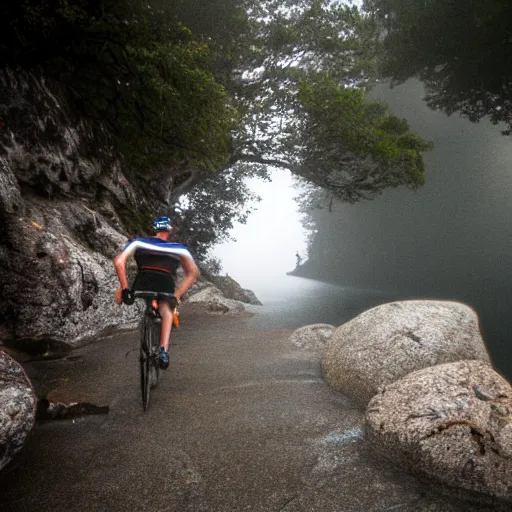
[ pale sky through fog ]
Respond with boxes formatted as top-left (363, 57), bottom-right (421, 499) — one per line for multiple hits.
top-left (211, 169), bottom-right (308, 286)
top-left (212, 0), bottom-right (362, 287)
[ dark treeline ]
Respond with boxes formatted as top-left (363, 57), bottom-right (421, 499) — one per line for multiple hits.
top-left (364, 0), bottom-right (512, 134)
top-left (1, 0), bottom-right (433, 257)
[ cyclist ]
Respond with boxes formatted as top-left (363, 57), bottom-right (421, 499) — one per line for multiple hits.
top-left (113, 216), bottom-right (200, 369)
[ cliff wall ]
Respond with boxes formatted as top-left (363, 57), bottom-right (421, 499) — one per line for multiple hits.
top-left (0, 68), bottom-right (145, 353)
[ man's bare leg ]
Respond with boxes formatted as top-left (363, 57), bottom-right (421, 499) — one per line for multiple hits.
top-left (159, 301), bottom-right (173, 352)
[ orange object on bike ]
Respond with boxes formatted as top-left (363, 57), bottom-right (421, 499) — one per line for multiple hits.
top-left (152, 300), bottom-right (159, 309)
top-left (173, 310), bottom-right (180, 328)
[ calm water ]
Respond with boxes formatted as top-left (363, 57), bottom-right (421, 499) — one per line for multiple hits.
top-left (245, 274), bottom-right (511, 381)
top-left (246, 275), bottom-right (396, 329)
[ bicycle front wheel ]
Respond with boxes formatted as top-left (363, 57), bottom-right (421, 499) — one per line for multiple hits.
top-left (140, 313), bottom-right (152, 411)
top-left (150, 318), bottom-right (161, 389)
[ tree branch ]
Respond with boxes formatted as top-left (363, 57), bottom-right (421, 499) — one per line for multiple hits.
top-left (168, 169), bottom-right (202, 203)
top-left (229, 152), bottom-right (296, 171)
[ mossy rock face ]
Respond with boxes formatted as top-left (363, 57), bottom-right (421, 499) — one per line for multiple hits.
top-left (209, 276), bottom-right (262, 305)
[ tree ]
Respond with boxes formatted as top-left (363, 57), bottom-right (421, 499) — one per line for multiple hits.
top-left (364, 0), bottom-right (512, 134)
top-left (176, 162), bottom-right (267, 259)
top-left (0, 0), bottom-right (237, 183)
top-left (0, 0), bottom-right (434, 255)
top-left (223, 0), bottom-right (432, 202)
top-left (296, 75), bottom-right (432, 202)
top-left (146, 0), bottom-right (435, 251)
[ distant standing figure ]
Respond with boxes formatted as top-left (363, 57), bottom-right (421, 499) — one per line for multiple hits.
top-left (296, 251), bottom-right (302, 268)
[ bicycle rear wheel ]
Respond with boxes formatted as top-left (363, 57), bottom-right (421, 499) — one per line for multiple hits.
top-left (140, 312), bottom-right (152, 411)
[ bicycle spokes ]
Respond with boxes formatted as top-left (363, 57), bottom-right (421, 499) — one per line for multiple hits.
top-left (140, 308), bottom-right (163, 411)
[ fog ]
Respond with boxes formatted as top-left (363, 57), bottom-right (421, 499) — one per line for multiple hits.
top-left (311, 80), bottom-right (512, 288)
top-left (213, 79), bottom-right (511, 378)
top-left (306, 80), bottom-right (512, 376)
top-left (307, 80), bottom-right (512, 293)
top-left (213, 169), bottom-right (308, 297)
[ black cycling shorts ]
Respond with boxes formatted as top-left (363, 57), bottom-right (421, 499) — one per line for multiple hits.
top-left (132, 269), bottom-right (175, 295)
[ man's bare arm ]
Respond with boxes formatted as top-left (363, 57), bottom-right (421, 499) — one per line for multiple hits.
top-left (113, 252), bottom-right (130, 290)
top-left (174, 255), bottom-right (200, 301)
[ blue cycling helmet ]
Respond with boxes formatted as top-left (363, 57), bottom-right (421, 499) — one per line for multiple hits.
top-left (153, 216), bottom-right (172, 232)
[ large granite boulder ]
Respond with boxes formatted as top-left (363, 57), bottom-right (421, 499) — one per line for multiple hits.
top-left (366, 360), bottom-right (512, 504)
top-left (0, 351), bottom-right (37, 471)
top-left (289, 324), bottom-right (334, 351)
top-left (186, 286), bottom-right (245, 315)
top-left (322, 300), bottom-right (491, 407)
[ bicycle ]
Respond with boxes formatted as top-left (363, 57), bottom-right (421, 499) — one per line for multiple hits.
top-left (133, 291), bottom-right (176, 411)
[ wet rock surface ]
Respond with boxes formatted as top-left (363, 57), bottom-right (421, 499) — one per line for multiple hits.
top-left (186, 285), bottom-right (246, 314)
top-left (322, 300), bottom-right (491, 407)
top-left (0, 351), bottom-right (36, 471)
top-left (366, 360), bottom-right (512, 505)
top-left (0, 199), bottom-right (142, 350)
top-left (208, 274), bottom-right (263, 305)
top-left (289, 323), bottom-right (334, 351)
top-left (0, 313), bottom-right (505, 511)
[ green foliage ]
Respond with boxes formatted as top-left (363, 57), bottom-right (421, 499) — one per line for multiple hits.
top-left (364, 0), bottom-right (512, 134)
top-left (105, 37), bottom-right (236, 178)
top-left (177, 162), bottom-right (267, 259)
top-left (0, 0), bottom-right (236, 181)
top-left (223, 0), bottom-right (432, 203)
top-left (201, 256), bottom-right (223, 277)
top-left (296, 76), bottom-right (432, 202)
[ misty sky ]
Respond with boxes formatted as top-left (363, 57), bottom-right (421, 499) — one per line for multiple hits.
top-left (212, 170), bottom-right (308, 286)
top-left (213, 77), bottom-right (512, 301)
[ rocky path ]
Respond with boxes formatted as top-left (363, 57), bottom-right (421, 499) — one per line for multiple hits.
top-left (0, 311), bottom-right (499, 511)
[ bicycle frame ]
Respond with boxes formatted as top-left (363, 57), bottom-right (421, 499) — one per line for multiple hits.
top-left (134, 291), bottom-right (175, 411)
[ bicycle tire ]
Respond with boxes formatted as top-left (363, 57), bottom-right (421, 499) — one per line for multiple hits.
top-left (140, 312), bottom-right (151, 411)
top-left (150, 318), bottom-right (161, 389)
